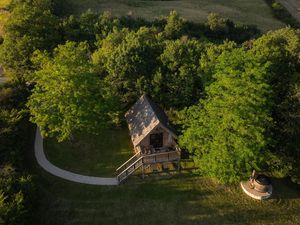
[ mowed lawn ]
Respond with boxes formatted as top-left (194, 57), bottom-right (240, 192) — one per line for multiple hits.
top-left (44, 128), bottom-right (134, 177)
top-left (31, 171), bottom-right (300, 225)
top-left (29, 127), bottom-right (300, 225)
top-left (64, 0), bottom-right (285, 32)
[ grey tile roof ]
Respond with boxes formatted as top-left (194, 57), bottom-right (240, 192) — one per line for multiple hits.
top-left (125, 94), bottom-right (176, 146)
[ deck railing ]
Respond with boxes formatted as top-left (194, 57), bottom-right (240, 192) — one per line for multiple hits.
top-left (116, 149), bottom-right (181, 183)
top-left (116, 150), bottom-right (141, 173)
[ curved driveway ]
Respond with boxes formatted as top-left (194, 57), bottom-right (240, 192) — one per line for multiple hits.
top-left (34, 128), bottom-right (119, 185)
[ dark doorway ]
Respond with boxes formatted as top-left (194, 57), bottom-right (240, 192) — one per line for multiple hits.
top-left (150, 133), bottom-right (163, 148)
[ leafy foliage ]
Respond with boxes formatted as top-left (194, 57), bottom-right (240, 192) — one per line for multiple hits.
top-left (0, 0), bottom-right (60, 79)
top-left (179, 49), bottom-right (273, 183)
top-left (27, 41), bottom-right (114, 142)
top-left (0, 81), bottom-right (35, 225)
top-left (251, 28), bottom-right (300, 183)
top-left (92, 27), bottom-right (162, 106)
top-left (153, 39), bottom-right (204, 108)
top-left (0, 165), bottom-right (34, 225)
top-left (163, 10), bottom-right (187, 39)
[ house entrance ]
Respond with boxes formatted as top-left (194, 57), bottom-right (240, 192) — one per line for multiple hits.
top-left (150, 133), bottom-right (163, 148)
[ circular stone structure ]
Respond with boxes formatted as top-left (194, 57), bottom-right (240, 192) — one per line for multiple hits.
top-left (241, 174), bottom-right (272, 200)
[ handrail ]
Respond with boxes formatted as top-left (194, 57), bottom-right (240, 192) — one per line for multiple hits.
top-left (117, 158), bottom-right (145, 183)
top-left (117, 156), bottom-right (144, 179)
top-left (116, 151), bottom-right (141, 172)
top-left (116, 150), bottom-right (181, 183)
top-left (175, 145), bottom-right (181, 152)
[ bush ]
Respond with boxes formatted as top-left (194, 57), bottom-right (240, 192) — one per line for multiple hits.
top-left (0, 165), bottom-right (35, 225)
top-left (0, 81), bottom-right (35, 225)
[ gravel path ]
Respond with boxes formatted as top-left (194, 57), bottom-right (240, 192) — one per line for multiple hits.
top-left (34, 128), bottom-right (119, 185)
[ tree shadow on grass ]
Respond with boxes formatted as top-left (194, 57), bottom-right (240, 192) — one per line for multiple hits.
top-left (31, 162), bottom-right (300, 225)
top-left (269, 177), bottom-right (300, 200)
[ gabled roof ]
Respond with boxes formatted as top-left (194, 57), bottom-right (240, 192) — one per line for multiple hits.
top-left (125, 94), bottom-right (176, 146)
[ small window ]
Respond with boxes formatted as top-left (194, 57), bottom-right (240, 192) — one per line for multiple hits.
top-left (150, 133), bottom-right (163, 148)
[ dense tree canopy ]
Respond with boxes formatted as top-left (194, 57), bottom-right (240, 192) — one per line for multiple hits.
top-left (250, 28), bottom-right (300, 183)
top-left (0, 80), bottom-right (35, 225)
top-left (1, 0), bottom-right (299, 185)
top-left (27, 41), bottom-right (115, 142)
top-left (179, 49), bottom-right (273, 183)
top-left (92, 27), bottom-right (162, 106)
top-left (152, 39), bottom-right (204, 108)
top-left (0, 0), bottom-right (60, 79)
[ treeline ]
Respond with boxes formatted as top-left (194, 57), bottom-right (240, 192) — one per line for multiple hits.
top-left (0, 81), bottom-right (35, 224)
top-left (179, 31), bottom-right (300, 183)
top-left (0, 0), bottom-right (299, 191)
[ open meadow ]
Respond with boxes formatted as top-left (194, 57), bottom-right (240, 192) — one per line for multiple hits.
top-left (64, 0), bottom-right (285, 32)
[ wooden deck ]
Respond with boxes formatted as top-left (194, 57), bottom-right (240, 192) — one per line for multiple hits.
top-left (116, 148), bottom-right (181, 183)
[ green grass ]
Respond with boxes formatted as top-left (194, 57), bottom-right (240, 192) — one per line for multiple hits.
top-left (44, 128), bottom-right (133, 177)
top-left (26, 128), bottom-right (300, 225)
top-left (0, 0), bottom-right (10, 8)
top-left (64, 0), bottom-right (285, 32)
top-left (31, 171), bottom-right (300, 225)
top-left (0, 0), bottom-right (10, 36)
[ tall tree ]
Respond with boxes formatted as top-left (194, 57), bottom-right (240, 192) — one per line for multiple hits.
top-left (27, 41), bottom-right (114, 142)
top-left (152, 39), bottom-right (204, 108)
top-left (163, 11), bottom-right (186, 39)
top-left (0, 0), bottom-right (60, 80)
top-left (251, 28), bottom-right (300, 183)
top-left (179, 49), bottom-right (272, 183)
top-left (92, 27), bottom-right (162, 106)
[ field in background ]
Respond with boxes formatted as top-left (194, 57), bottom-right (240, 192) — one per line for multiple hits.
top-left (0, 0), bottom-right (10, 36)
top-left (0, 0), bottom-right (10, 8)
top-left (64, 0), bottom-right (285, 32)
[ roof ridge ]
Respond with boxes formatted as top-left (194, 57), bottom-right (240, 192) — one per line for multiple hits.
top-left (142, 94), bottom-right (163, 124)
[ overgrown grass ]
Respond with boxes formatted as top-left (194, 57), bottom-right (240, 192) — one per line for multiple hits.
top-left (44, 128), bottom-right (133, 176)
top-left (62, 0), bottom-right (285, 32)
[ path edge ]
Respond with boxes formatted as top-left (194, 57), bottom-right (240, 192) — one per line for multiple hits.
top-left (34, 128), bottom-right (119, 186)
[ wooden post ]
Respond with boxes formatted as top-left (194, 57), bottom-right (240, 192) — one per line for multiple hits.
top-left (142, 164), bottom-right (144, 179)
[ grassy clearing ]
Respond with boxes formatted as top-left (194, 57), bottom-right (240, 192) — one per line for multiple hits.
top-left (44, 128), bottom-right (133, 176)
top-left (0, 0), bottom-right (10, 36)
top-left (31, 170), bottom-right (300, 225)
top-left (0, 0), bottom-right (10, 8)
top-left (64, 0), bottom-right (285, 32)
top-left (27, 128), bottom-right (300, 225)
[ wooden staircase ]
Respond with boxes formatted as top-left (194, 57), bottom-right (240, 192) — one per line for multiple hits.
top-left (116, 149), bottom-right (181, 183)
